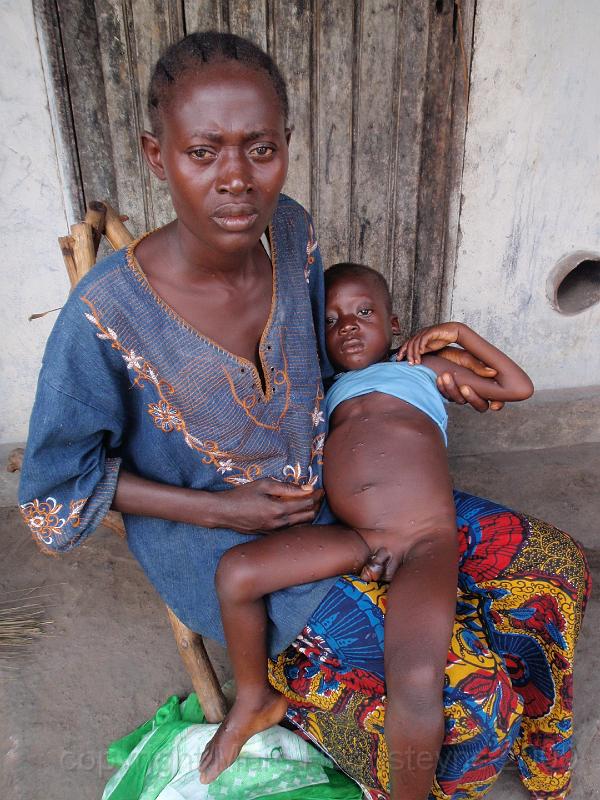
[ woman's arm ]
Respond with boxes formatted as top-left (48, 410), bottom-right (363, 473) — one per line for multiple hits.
top-left (113, 471), bottom-right (323, 533)
top-left (19, 375), bottom-right (321, 555)
top-left (400, 322), bottom-right (534, 403)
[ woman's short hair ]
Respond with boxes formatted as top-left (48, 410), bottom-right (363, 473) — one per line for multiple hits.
top-left (148, 31), bottom-right (289, 135)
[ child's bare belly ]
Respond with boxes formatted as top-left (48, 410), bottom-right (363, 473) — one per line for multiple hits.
top-left (323, 392), bottom-right (455, 548)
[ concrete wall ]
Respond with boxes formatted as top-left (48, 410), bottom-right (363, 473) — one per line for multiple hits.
top-left (448, 0), bottom-right (600, 390)
top-left (1, 0), bottom-right (70, 444)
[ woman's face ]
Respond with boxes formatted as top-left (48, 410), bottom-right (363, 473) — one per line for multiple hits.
top-left (143, 61), bottom-right (290, 255)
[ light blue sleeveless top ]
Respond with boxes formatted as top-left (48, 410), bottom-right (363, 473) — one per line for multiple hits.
top-left (325, 359), bottom-right (448, 445)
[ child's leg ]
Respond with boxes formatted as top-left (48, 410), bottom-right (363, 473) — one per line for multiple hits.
top-left (199, 523), bottom-right (370, 783)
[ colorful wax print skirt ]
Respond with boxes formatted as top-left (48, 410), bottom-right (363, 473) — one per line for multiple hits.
top-left (269, 492), bottom-right (591, 800)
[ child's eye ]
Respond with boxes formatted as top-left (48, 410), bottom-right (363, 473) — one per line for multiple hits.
top-left (190, 148), bottom-right (215, 161)
top-left (358, 308), bottom-right (373, 317)
top-left (250, 144), bottom-right (275, 158)
top-left (325, 316), bottom-right (336, 327)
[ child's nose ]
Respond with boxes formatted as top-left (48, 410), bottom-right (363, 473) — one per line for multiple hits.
top-left (216, 149), bottom-right (252, 194)
top-left (339, 318), bottom-right (358, 333)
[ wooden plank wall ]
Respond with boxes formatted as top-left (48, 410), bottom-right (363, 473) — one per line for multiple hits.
top-left (34, 0), bottom-right (473, 334)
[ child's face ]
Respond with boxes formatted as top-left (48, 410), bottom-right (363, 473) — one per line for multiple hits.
top-left (325, 277), bottom-right (400, 372)
top-left (142, 61), bottom-right (290, 256)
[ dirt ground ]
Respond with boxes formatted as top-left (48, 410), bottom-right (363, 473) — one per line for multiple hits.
top-left (1, 442), bottom-right (598, 800)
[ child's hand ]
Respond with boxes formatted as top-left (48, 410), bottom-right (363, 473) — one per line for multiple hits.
top-left (397, 322), bottom-right (463, 364)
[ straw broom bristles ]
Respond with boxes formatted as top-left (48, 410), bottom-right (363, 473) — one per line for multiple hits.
top-left (0, 587), bottom-right (54, 668)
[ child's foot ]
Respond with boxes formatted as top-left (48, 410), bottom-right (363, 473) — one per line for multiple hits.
top-left (199, 688), bottom-right (288, 784)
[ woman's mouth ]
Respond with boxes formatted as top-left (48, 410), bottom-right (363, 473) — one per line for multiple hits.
top-left (211, 204), bottom-right (259, 232)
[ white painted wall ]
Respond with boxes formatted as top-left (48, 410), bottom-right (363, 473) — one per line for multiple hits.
top-left (0, 0), bottom-right (70, 444)
top-left (448, 0), bottom-right (600, 390)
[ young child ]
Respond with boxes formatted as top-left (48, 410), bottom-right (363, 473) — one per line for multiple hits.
top-left (199, 262), bottom-right (534, 788)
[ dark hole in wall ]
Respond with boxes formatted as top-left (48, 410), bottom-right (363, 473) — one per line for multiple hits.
top-left (556, 260), bottom-right (600, 314)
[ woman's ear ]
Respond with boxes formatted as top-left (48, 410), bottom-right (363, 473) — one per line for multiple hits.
top-left (391, 315), bottom-right (401, 335)
top-left (141, 131), bottom-right (167, 181)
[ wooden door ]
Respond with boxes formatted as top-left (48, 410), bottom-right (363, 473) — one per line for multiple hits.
top-left (33, 0), bottom-right (474, 335)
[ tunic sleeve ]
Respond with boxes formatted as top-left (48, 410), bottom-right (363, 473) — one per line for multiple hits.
top-left (304, 213), bottom-right (334, 382)
top-left (18, 287), bottom-right (128, 554)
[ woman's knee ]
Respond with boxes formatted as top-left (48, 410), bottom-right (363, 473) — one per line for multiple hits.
top-left (444, 660), bottom-right (523, 746)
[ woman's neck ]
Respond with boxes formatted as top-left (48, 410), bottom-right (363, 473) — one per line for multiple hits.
top-left (171, 219), bottom-right (263, 283)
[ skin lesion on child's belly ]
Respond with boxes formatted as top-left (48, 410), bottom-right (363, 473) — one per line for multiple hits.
top-left (323, 393), bottom-right (452, 534)
top-left (326, 392), bottom-right (444, 466)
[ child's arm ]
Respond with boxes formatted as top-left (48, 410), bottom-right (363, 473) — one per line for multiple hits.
top-left (400, 322), bottom-right (534, 403)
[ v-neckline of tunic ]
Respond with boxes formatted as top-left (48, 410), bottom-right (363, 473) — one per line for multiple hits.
top-left (125, 223), bottom-right (279, 403)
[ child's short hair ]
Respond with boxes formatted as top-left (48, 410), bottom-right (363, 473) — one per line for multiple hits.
top-left (148, 31), bottom-right (289, 136)
top-left (325, 263), bottom-right (393, 314)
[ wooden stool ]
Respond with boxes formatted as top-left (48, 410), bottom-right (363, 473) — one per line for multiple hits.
top-left (13, 202), bottom-right (228, 723)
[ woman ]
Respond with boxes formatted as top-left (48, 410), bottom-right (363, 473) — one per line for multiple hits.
top-left (19, 32), bottom-right (590, 800)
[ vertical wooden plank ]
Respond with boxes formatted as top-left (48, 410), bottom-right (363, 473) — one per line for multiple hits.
top-left (312, 0), bottom-right (354, 265)
top-left (126, 0), bottom-right (185, 228)
top-left (388, 0), bottom-right (431, 338)
top-left (439, 0), bottom-right (476, 319)
top-left (271, 0), bottom-right (313, 211)
top-left (55, 0), bottom-right (118, 208)
top-left (35, 0), bottom-right (473, 319)
top-left (184, 0), bottom-right (225, 32)
top-left (94, 0), bottom-right (147, 235)
top-left (411, 0), bottom-right (459, 329)
top-left (228, 0), bottom-right (267, 49)
top-left (350, 0), bottom-right (400, 283)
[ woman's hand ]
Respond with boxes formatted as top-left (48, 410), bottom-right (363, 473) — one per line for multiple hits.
top-left (214, 479), bottom-right (324, 533)
top-left (397, 323), bottom-right (505, 412)
top-left (434, 346), bottom-right (505, 411)
top-left (113, 471), bottom-right (323, 532)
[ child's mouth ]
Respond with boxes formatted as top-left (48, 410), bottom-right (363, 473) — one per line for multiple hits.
top-left (341, 338), bottom-right (363, 353)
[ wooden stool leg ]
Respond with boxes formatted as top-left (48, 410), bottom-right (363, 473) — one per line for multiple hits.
top-left (166, 607), bottom-right (228, 723)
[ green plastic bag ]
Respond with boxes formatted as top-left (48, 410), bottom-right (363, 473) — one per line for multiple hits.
top-left (102, 694), bottom-right (362, 800)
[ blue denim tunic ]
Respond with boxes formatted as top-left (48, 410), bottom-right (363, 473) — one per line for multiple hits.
top-left (19, 195), bottom-right (337, 657)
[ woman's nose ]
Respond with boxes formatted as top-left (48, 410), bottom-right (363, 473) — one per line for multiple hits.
top-left (216, 149), bottom-right (252, 194)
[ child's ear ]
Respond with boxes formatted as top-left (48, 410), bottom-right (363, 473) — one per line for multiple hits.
top-left (141, 131), bottom-right (166, 181)
top-left (391, 315), bottom-right (401, 335)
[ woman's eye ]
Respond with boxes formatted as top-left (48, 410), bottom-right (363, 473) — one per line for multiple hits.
top-left (190, 148), bottom-right (215, 160)
top-left (251, 145), bottom-right (275, 158)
